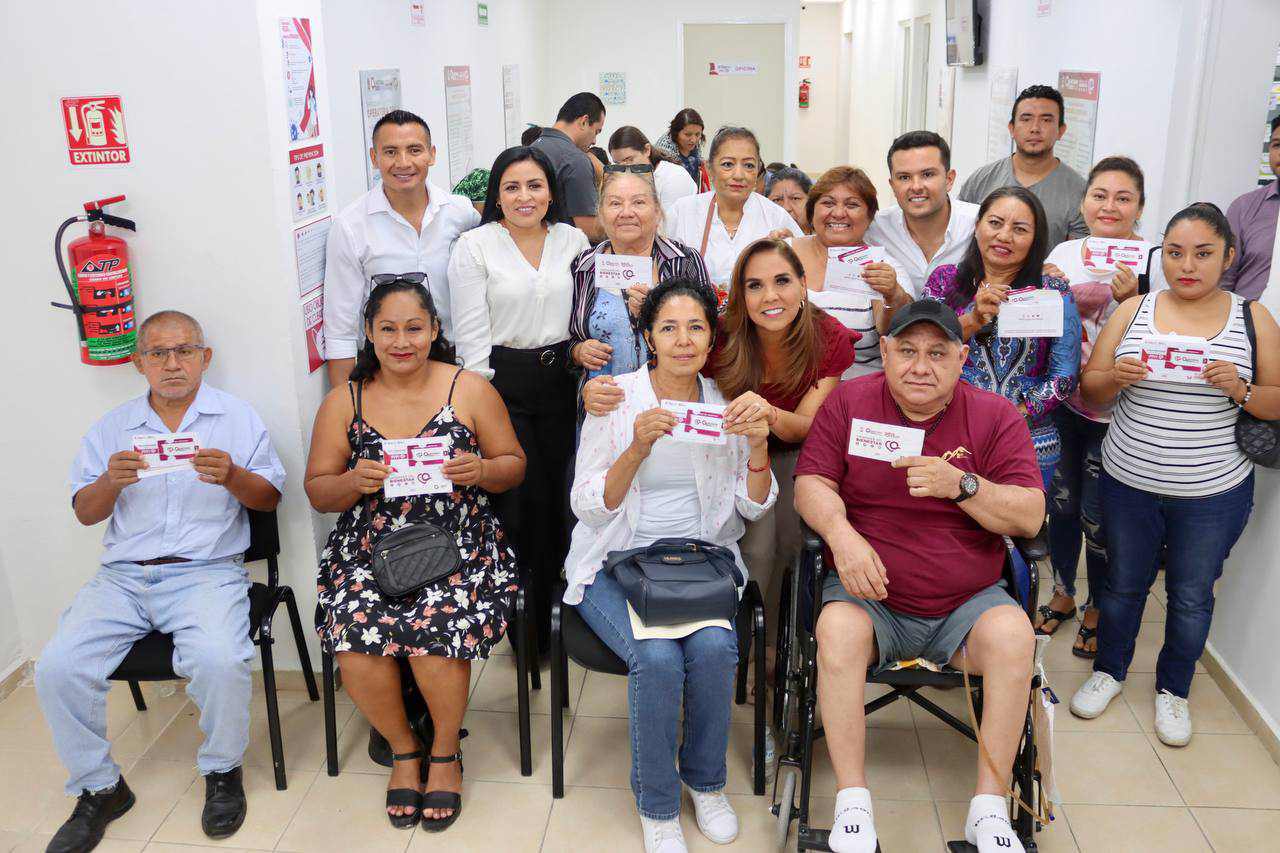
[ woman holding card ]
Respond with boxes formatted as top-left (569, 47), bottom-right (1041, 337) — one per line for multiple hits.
top-left (1069, 202), bottom-right (1280, 747)
top-left (1037, 157), bottom-right (1167, 649)
top-left (306, 278), bottom-right (526, 830)
top-left (566, 278), bottom-right (775, 851)
top-left (923, 186), bottom-right (1081, 486)
top-left (788, 165), bottom-right (915, 376)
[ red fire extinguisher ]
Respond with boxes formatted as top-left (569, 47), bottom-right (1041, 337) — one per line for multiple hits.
top-left (799, 78), bottom-right (811, 109)
top-left (53, 196), bottom-right (139, 366)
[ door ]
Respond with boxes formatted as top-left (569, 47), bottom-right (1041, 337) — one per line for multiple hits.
top-left (682, 23), bottom-right (787, 164)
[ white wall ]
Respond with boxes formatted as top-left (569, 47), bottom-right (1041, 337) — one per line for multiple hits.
top-left (536, 0), bottom-right (801, 163)
top-left (0, 552), bottom-right (21, 682)
top-left (797, 2), bottom-right (844, 174)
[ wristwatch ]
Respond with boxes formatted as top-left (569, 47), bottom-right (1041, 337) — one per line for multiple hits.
top-left (954, 472), bottom-right (979, 503)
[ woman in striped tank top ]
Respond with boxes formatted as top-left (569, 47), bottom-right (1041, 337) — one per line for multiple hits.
top-left (1069, 204), bottom-right (1280, 747)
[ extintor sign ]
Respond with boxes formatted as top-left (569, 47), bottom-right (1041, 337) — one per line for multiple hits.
top-left (62, 96), bottom-right (131, 166)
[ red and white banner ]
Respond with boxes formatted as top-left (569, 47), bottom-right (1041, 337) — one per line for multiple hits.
top-left (62, 96), bottom-right (130, 166)
top-left (280, 17), bottom-right (320, 141)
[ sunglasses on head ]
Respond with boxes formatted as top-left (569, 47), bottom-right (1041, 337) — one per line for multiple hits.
top-left (603, 163), bottom-right (654, 174)
top-left (370, 272), bottom-right (428, 288)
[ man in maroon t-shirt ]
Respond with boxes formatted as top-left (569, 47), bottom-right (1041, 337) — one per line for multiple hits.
top-left (794, 300), bottom-right (1044, 853)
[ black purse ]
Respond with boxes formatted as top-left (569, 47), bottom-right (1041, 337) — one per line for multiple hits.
top-left (353, 381), bottom-right (462, 598)
top-left (604, 538), bottom-right (744, 627)
top-left (1235, 300), bottom-right (1280, 468)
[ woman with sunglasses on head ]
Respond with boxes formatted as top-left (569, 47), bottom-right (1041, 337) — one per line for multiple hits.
top-left (655, 107), bottom-right (710, 191)
top-left (448, 145), bottom-right (590, 651)
top-left (608, 126), bottom-right (698, 222)
top-left (306, 279), bottom-right (525, 831)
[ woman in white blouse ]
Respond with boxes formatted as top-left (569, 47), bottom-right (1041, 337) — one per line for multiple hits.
top-left (566, 279), bottom-right (775, 853)
top-left (448, 145), bottom-right (589, 651)
top-left (667, 127), bottom-right (801, 303)
top-left (607, 126), bottom-right (698, 224)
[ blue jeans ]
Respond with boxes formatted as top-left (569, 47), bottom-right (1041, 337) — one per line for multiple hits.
top-left (1048, 406), bottom-right (1109, 600)
top-left (1095, 471), bottom-right (1253, 698)
top-left (578, 570), bottom-right (739, 820)
top-left (36, 559), bottom-right (252, 794)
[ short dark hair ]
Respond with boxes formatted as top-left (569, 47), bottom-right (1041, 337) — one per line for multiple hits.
top-left (351, 280), bottom-right (456, 383)
top-left (765, 167), bottom-right (812, 198)
top-left (1010, 85), bottom-right (1065, 126)
top-left (667, 108), bottom-right (705, 142)
top-left (1087, 156), bottom-right (1146, 206)
top-left (708, 126), bottom-right (761, 162)
top-left (1271, 114), bottom-right (1280, 135)
top-left (480, 146), bottom-right (563, 226)
top-left (588, 146), bottom-right (609, 169)
top-left (638, 278), bottom-right (719, 342)
top-left (371, 109), bottom-right (431, 145)
top-left (520, 125), bottom-right (543, 146)
top-left (886, 130), bottom-right (952, 173)
top-left (556, 92), bottom-right (606, 125)
top-left (951, 186), bottom-right (1050, 307)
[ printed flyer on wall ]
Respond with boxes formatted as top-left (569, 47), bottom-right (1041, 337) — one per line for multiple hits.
top-left (359, 68), bottom-right (402, 190)
top-left (289, 144), bottom-right (328, 223)
top-left (444, 65), bottom-right (474, 186)
top-left (1057, 70), bottom-right (1101, 178)
top-left (280, 18), bottom-right (320, 141)
top-left (303, 291), bottom-right (325, 374)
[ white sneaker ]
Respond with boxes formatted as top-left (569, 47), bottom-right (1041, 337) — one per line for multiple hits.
top-left (640, 815), bottom-right (688, 853)
top-left (686, 787), bottom-right (738, 844)
top-left (1154, 690), bottom-right (1193, 746)
top-left (1070, 672), bottom-right (1123, 719)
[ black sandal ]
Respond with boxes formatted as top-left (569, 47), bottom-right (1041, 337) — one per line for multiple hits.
top-left (420, 751), bottom-right (464, 832)
top-left (385, 749), bottom-right (424, 829)
top-left (1072, 623), bottom-right (1099, 659)
top-left (1035, 603), bottom-right (1076, 636)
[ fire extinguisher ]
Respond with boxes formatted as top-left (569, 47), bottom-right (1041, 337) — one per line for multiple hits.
top-left (799, 78), bottom-right (811, 109)
top-left (53, 196), bottom-right (139, 366)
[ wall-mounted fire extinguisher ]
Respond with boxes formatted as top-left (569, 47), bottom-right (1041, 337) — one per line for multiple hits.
top-left (53, 196), bottom-right (139, 366)
top-left (799, 78), bottom-right (811, 109)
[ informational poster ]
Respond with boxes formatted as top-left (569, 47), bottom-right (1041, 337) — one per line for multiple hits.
top-left (986, 67), bottom-right (1019, 162)
top-left (279, 18), bottom-right (320, 141)
top-left (1057, 71), bottom-right (1102, 178)
top-left (477, 3), bottom-right (489, 26)
top-left (359, 68), bottom-right (402, 190)
top-left (61, 96), bottom-right (130, 166)
top-left (708, 62), bottom-right (759, 76)
top-left (599, 72), bottom-right (626, 106)
top-left (1037, 0), bottom-right (1052, 17)
top-left (443, 65), bottom-right (474, 186)
top-left (293, 217), bottom-right (330, 297)
top-left (302, 292), bottom-right (325, 374)
top-left (502, 64), bottom-right (522, 148)
top-left (1257, 41), bottom-right (1280, 185)
top-left (799, 55), bottom-right (811, 69)
top-left (289, 144), bottom-right (328, 223)
top-left (409, 0), bottom-right (425, 27)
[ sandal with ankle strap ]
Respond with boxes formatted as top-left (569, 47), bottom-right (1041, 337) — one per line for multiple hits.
top-left (420, 750), bottom-right (464, 833)
top-left (385, 749), bottom-right (424, 829)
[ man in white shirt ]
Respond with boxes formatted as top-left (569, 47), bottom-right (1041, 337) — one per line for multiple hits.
top-left (866, 131), bottom-right (979, 297)
top-left (323, 109), bottom-right (480, 386)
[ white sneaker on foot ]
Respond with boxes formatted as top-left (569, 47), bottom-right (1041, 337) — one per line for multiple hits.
top-left (686, 787), bottom-right (738, 844)
top-left (1154, 689), bottom-right (1193, 746)
top-left (964, 794), bottom-right (1025, 853)
top-left (828, 787), bottom-right (877, 853)
top-left (1070, 671), bottom-right (1123, 719)
top-left (640, 815), bottom-right (687, 853)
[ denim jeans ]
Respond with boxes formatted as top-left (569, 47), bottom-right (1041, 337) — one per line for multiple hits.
top-left (1095, 471), bottom-right (1253, 698)
top-left (577, 570), bottom-right (739, 820)
top-left (1048, 406), bottom-right (1110, 600)
top-left (35, 559), bottom-right (252, 794)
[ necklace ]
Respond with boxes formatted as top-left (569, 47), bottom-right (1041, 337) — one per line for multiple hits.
top-left (890, 395), bottom-right (949, 439)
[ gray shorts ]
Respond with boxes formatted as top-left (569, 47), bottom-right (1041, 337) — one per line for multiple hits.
top-left (822, 575), bottom-right (1019, 673)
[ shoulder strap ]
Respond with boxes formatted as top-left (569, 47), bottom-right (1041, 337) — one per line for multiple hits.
top-left (699, 196), bottom-right (716, 256)
top-left (447, 368), bottom-right (464, 405)
top-left (1138, 245), bottom-right (1158, 295)
top-left (1242, 297), bottom-right (1258, 376)
top-left (354, 380), bottom-right (366, 460)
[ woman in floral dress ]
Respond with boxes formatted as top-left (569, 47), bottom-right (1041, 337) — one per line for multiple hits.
top-left (305, 278), bottom-right (525, 831)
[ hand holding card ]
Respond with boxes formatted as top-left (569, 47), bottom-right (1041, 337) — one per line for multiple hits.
top-left (998, 287), bottom-right (1064, 338)
top-left (382, 437), bottom-right (452, 497)
top-left (132, 433), bottom-right (200, 478)
top-left (1139, 334), bottom-right (1209, 383)
top-left (663, 399), bottom-right (727, 445)
top-left (824, 245), bottom-right (886, 299)
top-left (848, 419), bottom-right (925, 462)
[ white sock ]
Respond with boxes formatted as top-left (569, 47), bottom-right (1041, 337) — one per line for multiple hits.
top-left (828, 787), bottom-right (877, 853)
top-left (964, 794), bottom-right (1024, 853)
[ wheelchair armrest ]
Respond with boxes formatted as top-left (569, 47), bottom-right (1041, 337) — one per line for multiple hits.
top-left (800, 520), bottom-right (824, 552)
top-left (1011, 522), bottom-right (1050, 561)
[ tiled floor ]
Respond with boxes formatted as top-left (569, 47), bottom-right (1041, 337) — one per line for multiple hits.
top-left (2, 584), bottom-right (1278, 852)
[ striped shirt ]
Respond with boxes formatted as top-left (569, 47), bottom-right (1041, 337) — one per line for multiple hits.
top-left (1102, 291), bottom-right (1253, 497)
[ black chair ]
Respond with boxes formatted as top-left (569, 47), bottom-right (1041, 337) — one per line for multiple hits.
top-left (320, 586), bottom-right (540, 777)
top-left (770, 524), bottom-right (1049, 852)
top-left (108, 509), bottom-right (318, 791)
top-left (550, 579), bottom-right (768, 799)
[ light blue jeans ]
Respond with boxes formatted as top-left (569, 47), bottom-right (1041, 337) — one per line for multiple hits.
top-left (35, 559), bottom-right (252, 794)
top-left (578, 570), bottom-right (738, 820)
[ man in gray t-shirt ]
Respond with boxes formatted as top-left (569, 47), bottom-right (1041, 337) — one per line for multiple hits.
top-left (958, 84), bottom-right (1088, 247)
top-left (532, 91), bottom-right (606, 242)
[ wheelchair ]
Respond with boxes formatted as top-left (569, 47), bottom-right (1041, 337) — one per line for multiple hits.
top-left (768, 522), bottom-right (1050, 852)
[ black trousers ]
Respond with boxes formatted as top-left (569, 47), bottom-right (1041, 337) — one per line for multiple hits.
top-left (490, 342), bottom-right (577, 653)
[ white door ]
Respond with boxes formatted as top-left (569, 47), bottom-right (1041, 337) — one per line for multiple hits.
top-left (682, 23), bottom-right (788, 163)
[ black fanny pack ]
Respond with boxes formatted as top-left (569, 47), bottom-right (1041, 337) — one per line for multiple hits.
top-left (605, 538), bottom-right (743, 627)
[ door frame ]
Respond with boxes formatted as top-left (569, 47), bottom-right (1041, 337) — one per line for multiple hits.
top-left (675, 16), bottom-right (798, 166)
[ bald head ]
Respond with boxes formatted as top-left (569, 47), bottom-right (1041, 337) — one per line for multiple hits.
top-left (138, 310), bottom-right (204, 351)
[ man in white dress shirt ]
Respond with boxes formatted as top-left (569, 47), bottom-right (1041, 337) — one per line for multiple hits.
top-left (324, 109), bottom-right (480, 386)
top-left (866, 131), bottom-right (979, 298)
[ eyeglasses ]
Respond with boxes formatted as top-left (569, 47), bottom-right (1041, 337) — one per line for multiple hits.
top-left (370, 272), bottom-right (428, 287)
top-left (141, 345), bottom-right (206, 363)
top-left (603, 164), bottom-right (654, 174)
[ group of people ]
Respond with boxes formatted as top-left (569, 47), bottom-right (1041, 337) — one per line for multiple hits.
top-left (34, 83), bottom-right (1280, 853)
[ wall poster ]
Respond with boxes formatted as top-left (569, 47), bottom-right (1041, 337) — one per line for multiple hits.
top-left (1057, 70), bottom-right (1101, 178)
top-left (443, 65), bottom-right (474, 186)
top-left (986, 67), bottom-right (1019, 162)
top-left (359, 68), bottom-right (402, 190)
top-left (1257, 41), bottom-right (1280, 185)
top-left (279, 18), bottom-right (320, 141)
top-left (502, 64), bottom-right (522, 149)
top-left (289, 144), bottom-right (328, 223)
top-left (599, 72), bottom-right (626, 106)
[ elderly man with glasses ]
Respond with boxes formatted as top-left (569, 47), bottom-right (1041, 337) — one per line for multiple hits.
top-left (36, 310), bottom-right (285, 853)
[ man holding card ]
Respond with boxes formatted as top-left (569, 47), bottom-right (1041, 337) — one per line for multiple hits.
top-left (794, 301), bottom-right (1045, 853)
top-left (38, 311), bottom-right (286, 851)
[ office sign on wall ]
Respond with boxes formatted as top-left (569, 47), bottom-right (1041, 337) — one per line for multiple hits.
top-left (1057, 70), bottom-right (1101, 178)
top-left (62, 95), bottom-right (130, 166)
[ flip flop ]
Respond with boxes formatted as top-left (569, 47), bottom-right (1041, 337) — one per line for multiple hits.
top-left (1072, 623), bottom-right (1098, 659)
top-left (1034, 604), bottom-right (1077, 636)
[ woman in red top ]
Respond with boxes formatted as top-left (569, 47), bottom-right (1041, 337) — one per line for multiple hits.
top-left (583, 237), bottom-right (856, 686)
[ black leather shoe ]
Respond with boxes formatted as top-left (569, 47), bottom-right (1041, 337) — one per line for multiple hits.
top-left (46, 777), bottom-right (135, 853)
top-left (201, 767), bottom-right (246, 839)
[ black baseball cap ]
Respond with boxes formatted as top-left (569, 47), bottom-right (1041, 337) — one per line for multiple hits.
top-left (885, 299), bottom-right (963, 342)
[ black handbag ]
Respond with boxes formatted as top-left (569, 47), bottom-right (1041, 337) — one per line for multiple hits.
top-left (1235, 300), bottom-right (1280, 468)
top-left (353, 381), bottom-right (462, 598)
top-left (604, 538), bottom-right (743, 627)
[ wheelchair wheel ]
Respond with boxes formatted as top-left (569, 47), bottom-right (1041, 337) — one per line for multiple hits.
top-left (774, 764), bottom-right (798, 851)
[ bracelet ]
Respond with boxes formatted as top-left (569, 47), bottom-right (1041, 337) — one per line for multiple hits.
top-left (1241, 382), bottom-right (1253, 407)
top-left (747, 458), bottom-right (769, 473)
